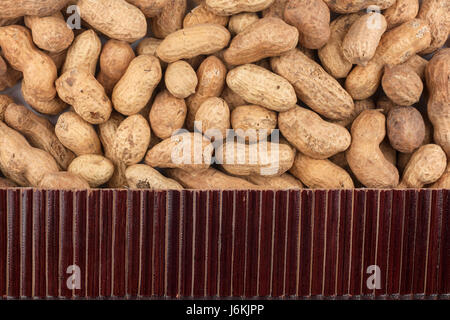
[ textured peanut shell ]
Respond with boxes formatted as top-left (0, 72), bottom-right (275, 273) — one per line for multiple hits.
top-left (62, 29), bottom-right (101, 76)
top-left (272, 49), bottom-right (354, 120)
top-left (0, 121), bottom-right (59, 187)
top-left (228, 13), bottom-right (259, 35)
top-left (112, 114), bottom-right (151, 166)
top-left (149, 90), bottom-right (187, 139)
top-left (431, 162), bottom-right (450, 189)
top-left (332, 99), bottom-right (376, 128)
top-left (68, 154), bottom-right (114, 187)
top-left (0, 25), bottom-right (57, 102)
top-left (221, 86), bottom-right (247, 111)
top-left (165, 61), bottom-right (198, 99)
top-left (290, 153), bottom-right (354, 189)
top-left (99, 112), bottom-right (125, 160)
top-left (399, 144), bottom-right (447, 188)
top-left (56, 69), bottom-right (112, 124)
top-left (323, 0), bottom-right (396, 13)
top-left (126, 164), bottom-right (183, 190)
top-left (186, 56), bottom-right (227, 130)
top-left (346, 110), bottom-right (400, 188)
top-left (246, 173), bottom-right (303, 189)
top-left (39, 172), bottom-right (90, 190)
top-left (382, 65), bottom-right (423, 106)
top-left (226, 64), bottom-right (297, 112)
top-left (216, 142), bottom-right (295, 177)
top-left (345, 19), bottom-right (431, 100)
top-left (0, 55), bottom-right (22, 91)
top-left (167, 167), bottom-right (258, 190)
top-left (387, 106), bottom-right (425, 153)
top-left (0, 0), bottom-right (69, 19)
top-left (97, 40), bottom-right (135, 96)
top-left (47, 49), bottom-right (67, 71)
top-left (377, 94), bottom-right (399, 115)
top-left (0, 94), bottom-right (13, 121)
top-left (24, 13), bottom-right (74, 53)
top-left (224, 17), bottom-right (299, 66)
top-left (184, 4), bottom-right (229, 28)
top-left (342, 12), bottom-right (387, 66)
top-left (112, 55), bottom-right (162, 116)
top-left (78, 0), bottom-right (147, 42)
top-left (55, 111), bottom-right (102, 156)
top-left (231, 105), bottom-right (277, 142)
top-left (400, 54), bottom-right (428, 79)
top-left (426, 48), bottom-right (450, 157)
top-left (262, 0), bottom-right (288, 18)
top-left (5, 103), bottom-right (75, 170)
top-left (205, 0), bottom-right (275, 16)
top-left (151, 0), bottom-right (186, 39)
top-left (417, 0), bottom-right (450, 54)
top-left (384, 0), bottom-right (419, 29)
top-left (194, 97), bottom-right (230, 139)
top-left (126, 0), bottom-right (169, 17)
top-left (279, 105), bottom-right (351, 159)
top-left (0, 177), bottom-right (18, 188)
top-left (318, 13), bottom-right (362, 79)
top-left (21, 84), bottom-right (67, 115)
top-left (284, 0), bottom-right (331, 49)
top-left (156, 24), bottom-right (231, 63)
top-left (145, 132), bottom-right (213, 170)
top-left (137, 38), bottom-right (162, 56)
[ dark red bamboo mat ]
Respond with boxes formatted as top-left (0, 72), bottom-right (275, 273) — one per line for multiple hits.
top-left (0, 189), bottom-right (448, 299)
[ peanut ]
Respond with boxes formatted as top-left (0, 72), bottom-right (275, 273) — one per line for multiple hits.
top-left (323, 0), bottom-right (396, 13)
top-left (384, 0), bottom-right (419, 29)
top-left (184, 3), bottom-right (229, 28)
top-left (126, 0), bottom-right (169, 17)
top-left (39, 172), bottom-right (90, 190)
top-left (246, 173), bottom-right (303, 189)
top-left (382, 65), bottom-right (423, 106)
top-left (68, 154), bottom-right (114, 187)
top-left (417, 0), bottom-right (450, 54)
top-left (231, 105), bottom-right (277, 142)
top-left (205, 0), bottom-right (275, 16)
top-left (194, 97), bottom-right (231, 139)
top-left (165, 61), bottom-right (198, 99)
top-left (0, 0), bottom-right (69, 19)
top-left (149, 90), bottom-right (187, 139)
top-left (151, 0), bottom-right (187, 39)
top-left (387, 106), bottom-right (425, 153)
top-left (228, 13), bottom-right (259, 35)
top-left (126, 164), bottom-right (183, 190)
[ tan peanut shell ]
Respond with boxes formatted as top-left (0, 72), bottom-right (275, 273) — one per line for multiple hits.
top-left (399, 144), bottom-right (447, 188)
top-left (0, 121), bottom-right (59, 187)
top-left (384, 0), bottom-right (419, 29)
top-left (377, 94), bottom-right (399, 115)
top-left (284, 0), bottom-right (331, 49)
top-left (318, 13), bottom-right (362, 79)
top-left (226, 64), bottom-right (297, 112)
top-left (231, 105), bottom-right (277, 142)
top-left (382, 65), bottom-right (423, 106)
top-left (55, 111), bottom-right (102, 156)
top-left (145, 132), bottom-right (214, 170)
top-left (205, 0), bottom-right (275, 16)
top-left (0, 177), bottom-right (18, 188)
top-left (221, 86), bottom-right (247, 111)
top-left (332, 99), bottom-right (376, 128)
top-left (387, 106), bottom-right (425, 153)
top-left (400, 54), bottom-right (428, 79)
top-left (184, 4), bottom-right (229, 28)
top-left (417, 0), bottom-right (450, 54)
top-left (431, 162), bottom-right (450, 189)
top-left (5, 103), bottom-right (75, 170)
top-left (224, 17), bottom-right (299, 65)
top-left (279, 105), bottom-right (351, 159)
top-left (68, 154), bottom-right (114, 187)
top-left (21, 85), bottom-right (67, 115)
top-left (246, 173), bottom-right (303, 189)
top-left (165, 61), bottom-right (198, 99)
top-left (262, 0), bottom-right (288, 18)
top-left (216, 141), bottom-right (295, 177)
top-left (167, 167), bottom-right (258, 190)
top-left (112, 114), bottom-right (151, 166)
top-left (24, 12), bottom-right (74, 53)
top-left (0, 0), bottom-right (69, 19)
top-left (99, 112), bottom-right (124, 160)
top-left (346, 110), bottom-right (400, 188)
top-left (271, 49), bottom-right (354, 120)
top-left (112, 55), bottom-right (162, 115)
top-left (0, 25), bottom-right (57, 102)
top-left (47, 49), bottom-right (67, 71)
top-left (149, 90), bottom-right (187, 139)
top-left (126, 164), bottom-right (183, 190)
top-left (228, 13), bottom-right (259, 35)
top-left (0, 94), bottom-right (13, 121)
top-left (342, 12), bottom-right (387, 66)
top-left (345, 19), bottom-right (431, 100)
top-left (151, 0), bottom-right (187, 39)
top-left (323, 0), bottom-right (396, 13)
top-left (97, 40), bottom-right (135, 96)
top-left (137, 38), bottom-right (162, 56)
top-left (126, 0), bottom-right (169, 17)
top-left (186, 56), bottom-right (227, 130)
top-left (56, 68), bottom-right (112, 124)
top-left (78, 0), bottom-right (147, 42)
top-left (156, 24), bottom-right (231, 63)
top-left (194, 97), bottom-right (230, 139)
top-left (39, 172), bottom-right (90, 190)
top-left (426, 48), bottom-right (450, 157)
top-left (0, 55), bottom-right (22, 91)
top-left (290, 153), bottom-right (354, 189)
top-left (62, 29), bottom-right (102, 76)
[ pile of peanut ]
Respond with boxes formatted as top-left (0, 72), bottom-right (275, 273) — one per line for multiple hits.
top-left (0, 0), bottom-right (448, 190)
